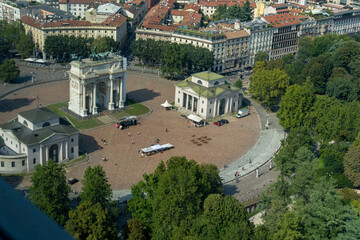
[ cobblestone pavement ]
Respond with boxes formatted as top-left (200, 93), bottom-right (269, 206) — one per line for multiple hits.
top-left (1, 65), bottom-right (283, 204)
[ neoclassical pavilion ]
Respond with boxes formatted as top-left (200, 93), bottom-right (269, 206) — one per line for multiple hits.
top-left (175, 71), bottom-right (241, 119)
top-left (68, 53), bottom-right (127, 117)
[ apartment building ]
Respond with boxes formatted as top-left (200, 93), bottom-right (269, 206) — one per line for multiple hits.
top-left (333, 9), bottom-right (360, 35)
top-left (21, 13), bottom-right (127, 54)
top-left (0, 1), bottom-right (23, 22)
top-left (242, 18), bottom-right (274, 65)
top-left (59, 0), bottom-right (93, 18)
top-left (198, 0), bottom-right (256, 18)
top-left (263, 13), bottom-right (301, 59)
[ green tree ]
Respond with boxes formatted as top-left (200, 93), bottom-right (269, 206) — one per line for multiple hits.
top-left (127, 156), bottom-right (223, 238)
top-left (297, 35), bottom-right (314, 61)
top-left (312, 34), bottom-right (339, 57)
top-left (266, 58), bottom-right (285, 70)
top-left (91, 36), bottom-right (119, 53)
top-left (16, 33), bottom-right (34, 58)
top-left (272, 211), bottom-right (303, 240)
top-left (277, 83), bottom-right (315, 129)
top-left (65, 201), bottom-right (118, 240)
top-left (162, 43), bottom-right (185, 77)
top-left (344, 144), bottom-right (360, 187)
top-left (28, 160), bottom-right (70, 226)
top-left (326, 77), bottom-right (358, 102)
top-left (0, 58), bottom-right (19, 83)
top-left (250, 61), bottom-right (290, 106)
top-left (235, 78), bottom-right (243, 89)
top-left (127, 218), bottom-right (147, 240)
top-left (80, 165), bottom-right (112, 208)
top-left (255, 51), bottom-right (268, 63)
top-left (332, 40), bottom-right (360, 71)
top-left (193, 194), bottom-right (254, 240)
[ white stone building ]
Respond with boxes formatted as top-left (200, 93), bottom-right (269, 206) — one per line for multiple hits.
top-left (68, 53), bottom-right (127, 117)
top-left (0, 108), bottom-right (79, 173)
top-left (175, 71), bottom-right (241, 119)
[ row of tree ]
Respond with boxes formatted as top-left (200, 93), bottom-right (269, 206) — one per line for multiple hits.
top-left (44, 35), bottom-right (121, 61)
top-left (131, 39), bottom-right (214, 77)
top-left (0, 20), bottom-right (34, 62)
top-left (253, 34), bottom-right (360, 239)
top-left (29, 160), bottom-right (119, 239)
top-left (213, 0), bottom-right (253, 21)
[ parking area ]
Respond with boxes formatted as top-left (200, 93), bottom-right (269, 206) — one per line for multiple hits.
top-left (0, 71), bottom-right (260, 190)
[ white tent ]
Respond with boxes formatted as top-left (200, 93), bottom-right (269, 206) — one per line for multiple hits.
top-left (187, 114), bottom-right (203, 123)
top-left (35, 59), bottom-right (47, 63)
top-left (24, 58), bottom-right (37, 62)
top-left (161, 100), bottom-right (172, 108)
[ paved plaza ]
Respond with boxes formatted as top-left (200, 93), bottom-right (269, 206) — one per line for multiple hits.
top-left (0, 71), bottom-right (261, 191)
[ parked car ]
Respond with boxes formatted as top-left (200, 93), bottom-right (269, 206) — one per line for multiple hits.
top-left (213, 119), bottom-right (229, 126)
top-left (116, 119), bottom-right (137, 129)
top-left (219, 119), bottom-right (229, 124)
top-left (68, 178), bottom-right (79, 185)
top-left (236, 109), bottom-right (249, 118)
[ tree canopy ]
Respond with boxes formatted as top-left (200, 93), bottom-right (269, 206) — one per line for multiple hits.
top-left (29, 160), bottom-right (70, 226)
top-left (127, 156), bottom-right (225, 239)
top-left (0, 59), bottom-right (19, 83)
top-left (213, 1), bottom-right (253, 21)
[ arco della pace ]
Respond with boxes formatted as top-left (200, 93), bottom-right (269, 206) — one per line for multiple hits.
top-left (68, 53), bottom-right (127, 117)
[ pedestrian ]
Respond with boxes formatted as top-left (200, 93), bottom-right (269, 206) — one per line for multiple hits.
top-left (131, 140), bottom-right (135, 144)
top-left (165, 128), bottom-right (168, 132)
top-left (150, 142), bottom-right (153, 146)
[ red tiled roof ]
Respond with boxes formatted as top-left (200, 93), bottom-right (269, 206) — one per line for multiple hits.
top-left (199, 0), bottom-right (256, 9)
top-left (183, 3), bottom-right (200, 12)
top-left (21, 14), bottom-right (127, 29)
top-left (59, 0), bottom-right (94, 4)
top-left (224, 29), bottom-right (249, 39)
top-left (263, 13), bottom-right (301, 28)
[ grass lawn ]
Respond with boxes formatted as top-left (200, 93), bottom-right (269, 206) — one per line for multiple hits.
top-left (45, 102), bottom-right (103, 130)
top-left (46, 99), bottom-right (150, 130)
top-left (124, 98), bottom-right (150, 116)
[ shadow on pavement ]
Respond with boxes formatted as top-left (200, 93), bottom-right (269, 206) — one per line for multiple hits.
top-left (0, 98), bottom-right (35, 112)
top-left (127, 88), bottom-right (160, 102)
top-left (79, 133), bottom-right (102, 154)
top-left (223, 184), bottom-right (239, 195)
top-left (15, 76), bottom-right (31, 84)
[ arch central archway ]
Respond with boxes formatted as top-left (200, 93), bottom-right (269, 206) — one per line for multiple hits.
top-left (49, 144), bottom-right (59, 163)
top-left (219, 98), bottom-right (226, 115)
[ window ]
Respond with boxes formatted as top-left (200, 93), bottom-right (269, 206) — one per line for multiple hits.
top-left (33, 158), bottom-right (36, 164)
top-left (178, 98), bottom-right (180, 103)
top-left (16, 144), bottom-right (17, 148)
top-left (209, 109), bottom-right (212, 113)
top-left (210, 101), bottom-right (213, 104)
top-left (71, 147), bottom-right (74, 153)
top-left (1, 161), bottom-right (4, 167)
top-left (22, 160), bottom-right (25, 166)
top-left (71, 138), bottom-right (74, 142)
top-left (23, 120), bottom-right (28, 126)
top-left (11, 141), bottom-right (12, 144)
top-left (33, 149), bottom-right (36, 153)
top-left (201, 108), bottom-right (203, 113)
top-left (202, 101), bottom-right (204, 104)
top-left (11, 161), bottom-right (15, 167)
top-left (197, 80), bottom-right (203, 85)
top-left (23, 148), bottom-right (25, 151)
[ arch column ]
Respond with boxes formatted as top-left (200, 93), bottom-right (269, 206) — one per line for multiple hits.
top-left (81, 83), bottom-right (88, 117)
top-left (108, 75), bottom-right (115, 110)
top-left (92, 82), bottom-right (98, 114)
top-left (45, 145), bottom-right (49, 162)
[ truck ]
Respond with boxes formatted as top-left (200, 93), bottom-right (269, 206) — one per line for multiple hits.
top-left (236, 109), bottom-right (249, 118)
top-left (115, 116), bottom-right (138, 129)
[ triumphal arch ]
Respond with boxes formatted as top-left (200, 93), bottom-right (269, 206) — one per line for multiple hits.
top-left (68, 53), bottom-right (127, 117)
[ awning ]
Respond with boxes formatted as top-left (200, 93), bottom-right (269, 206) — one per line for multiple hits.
top-left (35, 59), bottom-right (47, 63)
top-left (24, 58), bottom-right (37, 62)
top-left (187, 114), bottom-right (203, 123)
top-left (161, 100), bottom-right (172, 108)
top-left (141, 143), bottom-right (174, 153)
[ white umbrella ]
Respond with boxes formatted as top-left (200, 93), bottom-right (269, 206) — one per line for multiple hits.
top-left (35, 59), bottom-right (47, 63)
top-left (24, 58), bottom-right (37, 62)
top-left (161, 100), bottom-right (172, 108)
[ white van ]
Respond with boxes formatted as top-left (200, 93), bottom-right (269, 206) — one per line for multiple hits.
top-left (236, 109), bottom-right (249, 118)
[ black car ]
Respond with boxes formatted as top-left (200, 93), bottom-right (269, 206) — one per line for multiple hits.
top-left (68, 178), bottom-right (79, 185)
top-left (219, 119), bottom-right (229, 125)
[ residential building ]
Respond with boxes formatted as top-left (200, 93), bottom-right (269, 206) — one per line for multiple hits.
top-left (59, 0), bottom-right (94, 18)
top-left (333, 9), bottom-right (360, 35)
top-left (242, 18), bottom-right (274, 65)
top-left (174, 71), bottom-right (241, 119)
top-left (198, 0), bottom-right (256, 18)
top-left (21, 13), bottom-right (127, 55)
top-left (0, 1), bottom-right (23, 22)
top-left (263, 13), bottom-right (301, 59)
top-left (122, 0), bottom-right (149, 29)
top-left (68, 53), bottom-right (127, 117)
top-left (38, 0), bottom-right (61, 9)
top-left (0, 107), bottom-right (79, 173)
top-left (85, 3), bottom-right (121, 23)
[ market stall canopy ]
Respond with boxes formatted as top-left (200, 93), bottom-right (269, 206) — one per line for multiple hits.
top-left (24, 58), bottom-right (37, 62)
top-left (35, 59), bottom-right (47, 63)
top-left (161, 100), bottom-right (172, 108)
top-left (187, 114), bottom-right (203, 123)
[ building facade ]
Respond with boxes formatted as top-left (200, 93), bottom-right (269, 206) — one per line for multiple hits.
top-left (0, 108), bottom-right (79, 173)
top-left (0, 1), bottom-right (22, 22)
top-left (68, 54), bottom-right (127, 117)
top-left (21, 14), bottom-right (127, 54)
top-left (263, 13), bottom-right (301, 59)
top-left (242, 18), bottom-right (274, 65)
top-left (175, 72), bottom-right (241, 119)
